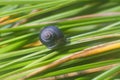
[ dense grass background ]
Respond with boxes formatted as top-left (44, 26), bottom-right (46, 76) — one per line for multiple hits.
top-left (0, 0), bottom-right (120, 80)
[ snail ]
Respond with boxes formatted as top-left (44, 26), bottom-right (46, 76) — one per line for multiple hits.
top-left (39, 26), bottom-right (66, 49)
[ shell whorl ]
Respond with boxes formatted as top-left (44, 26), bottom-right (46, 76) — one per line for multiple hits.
top-left (39, 26), bottom-right (66, 49)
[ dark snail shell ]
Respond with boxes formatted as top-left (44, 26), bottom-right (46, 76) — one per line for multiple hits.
top-left (39, 26), bottom-right (66, 49)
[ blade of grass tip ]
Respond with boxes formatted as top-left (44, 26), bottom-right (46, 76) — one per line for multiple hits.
top-left (0, 0), bottom-right (66, 17)
top-left (93, 63), bottom-right (120, 80)
top-left (21, 40), bottom-right (120, 79)
top-left (70, 21), bottom-right (120, 39)
top-left (0, 0), bottom-right (77, 26)
top-left (23, 40), bottom-right (42, 48)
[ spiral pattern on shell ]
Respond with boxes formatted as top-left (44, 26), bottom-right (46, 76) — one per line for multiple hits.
top-left (39, 26), bottom-right (66, 49)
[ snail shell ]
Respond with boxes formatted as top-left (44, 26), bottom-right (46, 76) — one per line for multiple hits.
top-left (39, 26), bottom-right (66, 49)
